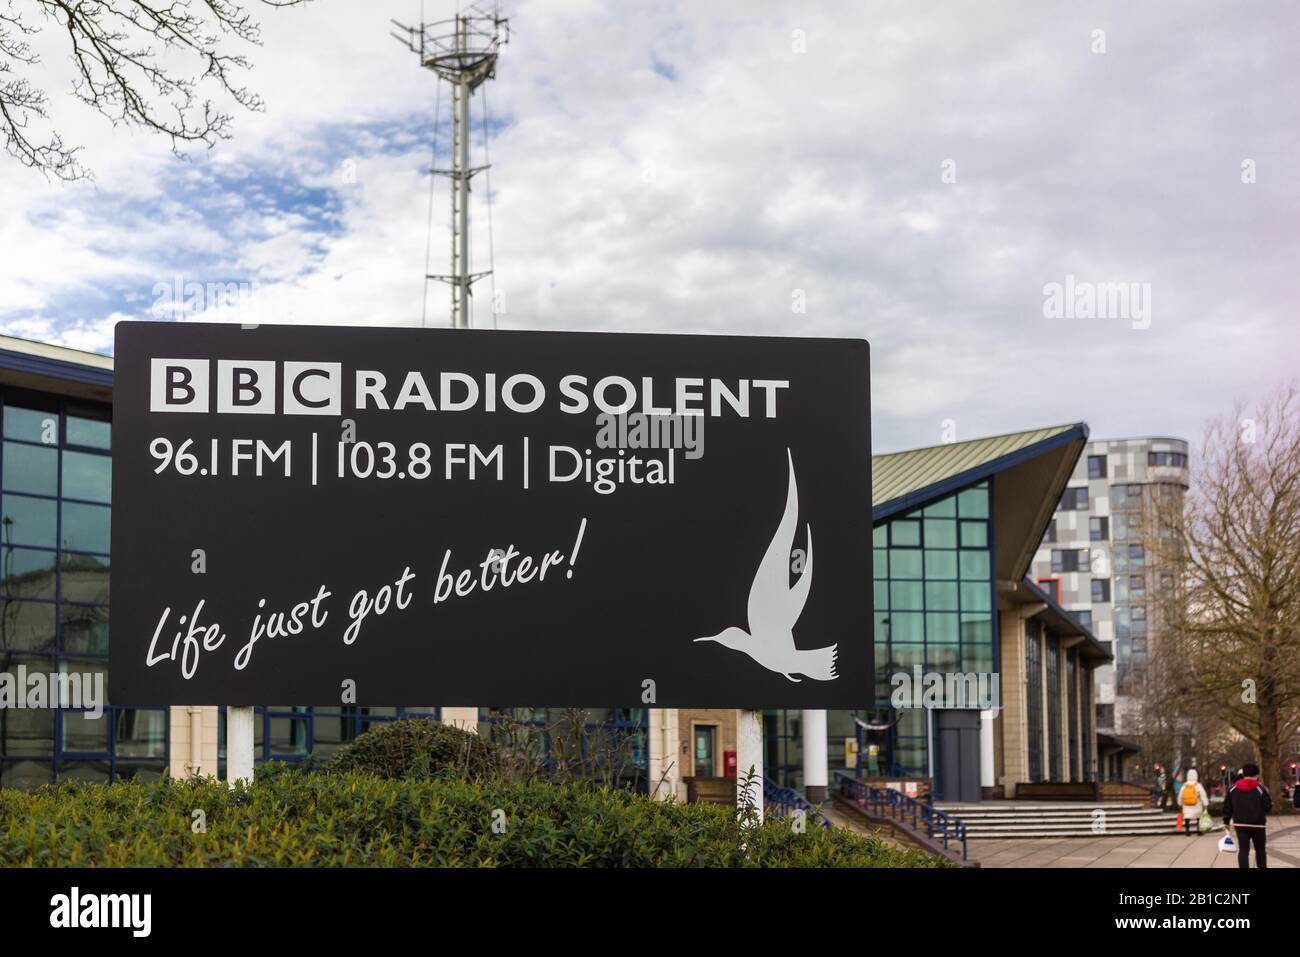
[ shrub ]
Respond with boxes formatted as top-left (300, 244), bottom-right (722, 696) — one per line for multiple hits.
top-left (323, 718), bottom-right (500, 780)
top-left (0, 772), bottom-right (947, 868)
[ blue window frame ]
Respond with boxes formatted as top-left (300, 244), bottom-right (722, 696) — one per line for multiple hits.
top-left (1025, 618), bottom-right (1043, 783)
top-left (1046, 634), bottom-right (1062, 781)
top-left (0, 388), bottom-right (167, 788)
top-left (478, 707), bottom-right (650, 791)
top-left (213, 705), bottom-right (652, 792)
top-left (217, 705), bottom-right (440, 767)
top-left (1067, 649), bottom-right (1079, 781)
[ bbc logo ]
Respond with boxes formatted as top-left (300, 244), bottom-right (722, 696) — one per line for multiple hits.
top-left (150, 359), bottom-right (341, 415)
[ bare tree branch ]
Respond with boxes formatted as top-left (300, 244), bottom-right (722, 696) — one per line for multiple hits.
top-left (1145, 384), bottom-right (1300, 794)
top-left (1, 0), bottom-right (308, 181)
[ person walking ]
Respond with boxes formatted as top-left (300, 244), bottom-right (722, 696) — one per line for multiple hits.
top-left (1178, 768), bottom-right (1210, 836)
top-left (1223, 762), bottom-right (1272, 868)
top-left (1157, 767), bottom-right (1170, 810)
top-left (1171, 766), bottom-right (1186, 829)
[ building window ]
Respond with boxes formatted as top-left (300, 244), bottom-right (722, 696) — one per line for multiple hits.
top-left (1074, 609), bottom-right (1093, 631)
top-left (1114, 484), bottom-right (1144, 510)
top-left (1096, 703), bottom-right (1114, 730)
top-left (1046, 636), bottom-right (1062, 782)
top-left (1089, 516), bottom-right (1109, 541)
top-left (1051, 548), bottom-right (1090, 573)
top-left (475, 709), bottom-right (654, 787)
top-left (1148, 451), bottom-right (1187, 468)
top-left (1059, 486), bottom-right (1089, 511)
top-left (1088, 455), bottom-right (1107, 479)
top-left (1025, 619), bottom-right (1043, 783)
top-left (212, 706), bottom-right (650, 788)
top-left (1091, 578), bottom-right (1111, 602)
top-left (1044, 518), bottom-right (1057, 543)
top-left (1115, 605), bottom-right (1139, 639)
top-left (1115, 634), bottom-right (1134, 696)
top-left (1036, 578), bottom-right (1060, 602)
top-left (692, 724), bottom-right (716, 776)
top-left (1080, 671), bottom-right (1092, 779)
top-left (0, 390), bottom-right (147, 787)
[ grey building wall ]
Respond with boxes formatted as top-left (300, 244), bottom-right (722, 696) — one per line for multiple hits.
top-left (1030, 437), bottom-right (1189, 739)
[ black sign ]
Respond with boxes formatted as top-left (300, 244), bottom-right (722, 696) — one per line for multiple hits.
top-left (109, 322), bottom-right (872, 707)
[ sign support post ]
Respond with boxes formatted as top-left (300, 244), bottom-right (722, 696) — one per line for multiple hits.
top-left (802, 709), bottom-right (828, 803)
top-left (737, 708), bottom-right (763, 823)
top-left (227, 706), bottom-right (255, 786)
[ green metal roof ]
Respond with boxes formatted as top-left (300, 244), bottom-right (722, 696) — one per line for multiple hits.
top-left (872, 423), bottom-right (1084, 511)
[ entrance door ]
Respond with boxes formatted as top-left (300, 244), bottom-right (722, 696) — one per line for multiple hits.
top-left (693, 725), bottom-right (717, 776)
top-left (935, 710), bottom-right (982, 802)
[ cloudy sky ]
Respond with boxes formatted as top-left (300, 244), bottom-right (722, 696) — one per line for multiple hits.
top-left (0, 0), bottom-right (1295, 452)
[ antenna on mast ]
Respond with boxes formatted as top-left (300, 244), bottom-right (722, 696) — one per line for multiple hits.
top-left (394, 5), bottom-right (509, 329)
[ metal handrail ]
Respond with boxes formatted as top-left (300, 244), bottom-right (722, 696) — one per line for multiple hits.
top-left (1112, 779), bottom-right (1162, 805)
top-left (833, 771), bottom-right (968, 860)
top-left (763, 777), bottom-right (833, 829)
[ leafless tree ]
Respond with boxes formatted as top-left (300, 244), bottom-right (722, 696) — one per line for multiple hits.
top-left (1, 0), bottom-right (307, 181)
top-left (482, 707), bottom-right (644, 790)
top-left (1147, 384), bottom-right (1300, 795)
top-left (1135, 639), bottom-right (1233, 774)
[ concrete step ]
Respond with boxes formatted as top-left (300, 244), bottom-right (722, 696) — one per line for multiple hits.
top-left (969, 827), bottom-right (1194, 839)
top-left (964, 825), bottom-right (1173, 833)
top-left (930, 800), bottom-right (1194, 839)
top-left (941, 811), bottom-right (1175, 816)
top-left (963, 817), bottom-right (1187, 829)
top-left (958, 818), bottom-right (1171, 828)
top-left (935, 806), bottom-right (1149, 811)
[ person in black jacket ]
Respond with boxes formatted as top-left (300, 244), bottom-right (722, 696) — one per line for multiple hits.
top-left (1222, 762), bottom-right (1272, 868)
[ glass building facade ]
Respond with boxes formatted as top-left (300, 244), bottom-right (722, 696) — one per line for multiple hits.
top-left (766, 480), bottom-right (998, 787)
top-left (0, 388), bottom-right (168, 787)
top-left (1024, 618), bottom-right (1043, 782)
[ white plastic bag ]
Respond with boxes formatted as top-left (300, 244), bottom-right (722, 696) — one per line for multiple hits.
top-left (1218, 833), bottom-right (1236, 853)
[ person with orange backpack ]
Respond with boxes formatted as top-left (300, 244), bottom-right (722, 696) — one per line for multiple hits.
top-left (1179, 768), bottom-right (1210, 836)
top-left (1172, 766), bottom-right (1186, 828)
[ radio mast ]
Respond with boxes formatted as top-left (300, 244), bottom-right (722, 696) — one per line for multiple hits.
top-left (393, 6), bottom-right (508, 328)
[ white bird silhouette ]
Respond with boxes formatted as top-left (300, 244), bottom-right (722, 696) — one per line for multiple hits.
top-left (693, 448), bottom-right (838, 682)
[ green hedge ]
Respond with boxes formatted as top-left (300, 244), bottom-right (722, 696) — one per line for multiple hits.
top-left (0, 771), bottom-right (945, 868)
top-left (323, 718), bottom-right (501, 780)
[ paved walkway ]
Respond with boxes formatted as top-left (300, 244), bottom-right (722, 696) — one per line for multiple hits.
top-left (970, 820), bottom-right (1300, 868)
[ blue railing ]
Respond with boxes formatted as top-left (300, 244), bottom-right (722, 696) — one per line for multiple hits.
top-left (833, 771), bottom-right (968, 860)
top-left (763, 777), bottom-right (833, 829)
